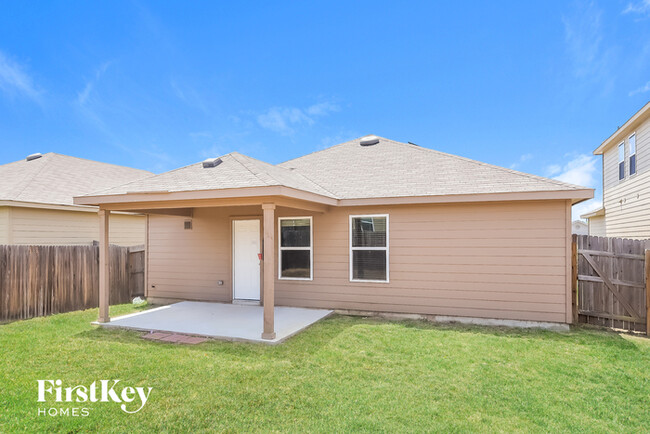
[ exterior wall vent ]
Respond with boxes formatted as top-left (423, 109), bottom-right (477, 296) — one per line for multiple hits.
top-left (202, 157), bottom-right (222, 168)
top-left (26, 153), bottom-right (43, 161)
top-left (184, 220), bottom-right (192, 230)
top-left (360, 136), bottom-right (379, 146)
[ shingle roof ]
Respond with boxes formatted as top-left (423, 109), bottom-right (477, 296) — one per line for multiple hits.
top-left (0, 153), bottom-right (152, 206)
top-left (81, 136), bottom-right (588, 201)
top-left (279, 136), bottom-right (586, 199)
top-left (90, 152), bottom-right (335, 197)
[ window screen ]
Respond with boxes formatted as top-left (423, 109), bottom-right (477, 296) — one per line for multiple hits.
top-left (350, 216), bottom-right (388, 282)
top-left (279, 217), bottom-right (312, 279)
top-left (619, 143), bottom-right (625, 180)
top-left (630, 134), bottom-right (636, 175)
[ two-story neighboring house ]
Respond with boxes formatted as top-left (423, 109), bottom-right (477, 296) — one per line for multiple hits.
top-left (582, 102), bottom-right (650, 239)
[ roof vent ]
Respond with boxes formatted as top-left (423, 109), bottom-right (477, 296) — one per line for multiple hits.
top-left (26, 153), bottom-right (42, 161)
top-left (202, 157), bottom-right (222, 168)
top-left (360, 135), bottom-right (379, 146)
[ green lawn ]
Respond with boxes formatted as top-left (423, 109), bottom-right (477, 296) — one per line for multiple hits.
top-left (1, 304), bottom-right (649, 433)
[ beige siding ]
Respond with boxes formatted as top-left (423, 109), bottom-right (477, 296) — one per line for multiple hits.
top-left (7, 207), bottom-right (145, 246)
top-left (148, 200), bottom-right (570, 323)
top-left (147, 207), bottom-right (262, 302)
top-left (601, 117), bottom-right (650, 238)
top-left (602, 169), bottom-right (650, 238)
top-left (0, 207), bottom-right (8, 244)
top-left (588, 215), bottom-right (606, 236)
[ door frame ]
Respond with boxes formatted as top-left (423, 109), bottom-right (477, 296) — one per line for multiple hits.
top-left (230, 216), bottom-right (263, 302)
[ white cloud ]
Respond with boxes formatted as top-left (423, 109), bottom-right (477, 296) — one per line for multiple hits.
top-left (257, 101), bottom-right (339, 134)
top-left (623, 0), bottom-right (650, 17)
top-left (550, 154), bottom-right (598, 187)
top-left (77, 61), bottom-right (111, 106)
top-left (548, 154), bottom-right (600, 220)
top-left (510, 153), bottom-right (534, 169)
top-left (562, 1), bottom-right (615, 86)
top-left (0, 50), bottom-right (40, 101)
top-left (629, 80), bottom-right (650, 96)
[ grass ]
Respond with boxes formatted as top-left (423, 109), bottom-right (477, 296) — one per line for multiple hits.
top-left (1, 304), bottom-right (649, 433)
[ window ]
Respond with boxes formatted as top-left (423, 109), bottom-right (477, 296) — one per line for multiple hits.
top-left (278, 217), bottom-right (312, 280)
top-left (629, 133), bottom-right (636, 176)
top-left (618, 143), bottom-right (625, 180)
top-left (350, 215), bottom-right (389, 282)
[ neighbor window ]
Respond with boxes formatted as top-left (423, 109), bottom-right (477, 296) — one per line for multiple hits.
top-left (350, 215), bottom-right (389, 282)
top-left (618, 143), bottom-right (625, 180)
top-left (278, 217), bottom-right (312, 280)
top-left (629, 133), bottom-right (636, 176)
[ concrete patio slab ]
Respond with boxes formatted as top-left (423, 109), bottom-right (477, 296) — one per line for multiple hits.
top-left (95, 301), bottom-right (333, 344)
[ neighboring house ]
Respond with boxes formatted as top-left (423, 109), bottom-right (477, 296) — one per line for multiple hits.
top-left (582, 102), bottom-right (650, 239)
top-left (75, 136), bottom-right (592, 339)
top-left (0, 153), bottom-right (152, 246)
top-left (572, 220), bottom-right (588, 235)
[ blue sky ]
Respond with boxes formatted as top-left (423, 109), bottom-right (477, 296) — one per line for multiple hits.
top-left (1, 1), bottom-right (649, 218)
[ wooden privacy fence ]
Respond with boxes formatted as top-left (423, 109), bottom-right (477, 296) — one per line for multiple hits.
top-left (573, 234), bottom-right (650, 334)
top-left (0, 244), bottom-right (144, 322)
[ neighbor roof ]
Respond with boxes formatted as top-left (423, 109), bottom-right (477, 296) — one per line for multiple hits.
top-left (77, 136), bottom-right (592, 205)
top-left (0, 153), bottom-right (152, 207)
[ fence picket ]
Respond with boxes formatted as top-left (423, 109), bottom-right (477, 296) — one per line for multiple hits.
top-left (0, 244), bottom-right (144, 322)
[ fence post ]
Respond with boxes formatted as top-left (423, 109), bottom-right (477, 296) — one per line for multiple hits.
top-left (646, 249), bottom-right (649, 336)
top-left (572, 235), bottom-right (578, 324)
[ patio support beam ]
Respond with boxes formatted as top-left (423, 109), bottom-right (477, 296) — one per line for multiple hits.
top-left (261, 203), bottom-right (276, 340)
top-left (98, 209), bottom-right (110, 323)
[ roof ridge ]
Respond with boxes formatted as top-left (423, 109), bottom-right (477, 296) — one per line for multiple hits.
top-left (279, 136), bottom-right (362, 166)
top-left (235, 152), bottom-right (339, 198)
top-left (12, 153), bottom-right (53, 201)
top-left (386, 137), bottom-right (584, 190)
top-left (228, 152), bottom-right (275, 186)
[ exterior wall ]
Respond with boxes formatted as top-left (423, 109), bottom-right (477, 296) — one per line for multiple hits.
top-left (601, 116), bottom-right (650, 238)
top-left (147, 200), bottom-right (571, 323)
top-left (5, 206), bottom-right (145, 246)
top-left (0, 207), bottom-right (8, 244)
top-left (587, 215), bottom-right (606, 237)
top-left (146, 207), bottom-right (259, 302)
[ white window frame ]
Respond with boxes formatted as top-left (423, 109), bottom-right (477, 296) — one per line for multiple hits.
top-left (618, 142), bottom-right (625, 181)
top-left (278, 216), bottom-right (313, 281)
top-left (629, 133), bottom-right (637, 176)
top-left (349, 214), bottom-right (389, 283)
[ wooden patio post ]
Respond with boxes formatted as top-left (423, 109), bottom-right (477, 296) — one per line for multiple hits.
top-left (98, 209), bottom-right (110, 323)
top-left (261, 203), bottom-right (276, 340)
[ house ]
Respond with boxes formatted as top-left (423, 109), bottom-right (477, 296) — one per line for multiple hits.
top-left (0, 153), bottom-right (152, 246)
top-left (582, 101), bottom-right (650, 239)
top-left (75, 136), bottom-right (593, 339)
top-left (572, 220), bottom-right (588, 235)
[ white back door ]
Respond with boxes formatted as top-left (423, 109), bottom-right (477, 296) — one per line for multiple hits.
top-left (233, 219), bottom-right (261, 300)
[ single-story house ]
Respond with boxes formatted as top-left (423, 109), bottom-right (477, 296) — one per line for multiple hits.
top-left (75, 136), bottom-right (593, 339)
top-left (0, 152), bottom-right (152, 246)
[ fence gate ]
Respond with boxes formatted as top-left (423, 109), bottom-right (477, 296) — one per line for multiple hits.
top-left (573, 234), bottom-right (649, 334)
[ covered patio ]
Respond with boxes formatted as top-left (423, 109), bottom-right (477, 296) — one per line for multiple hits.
top-left (96, 301), bottom-right (333, 344)
top-left (74, 152), bottom-right (338, 341)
